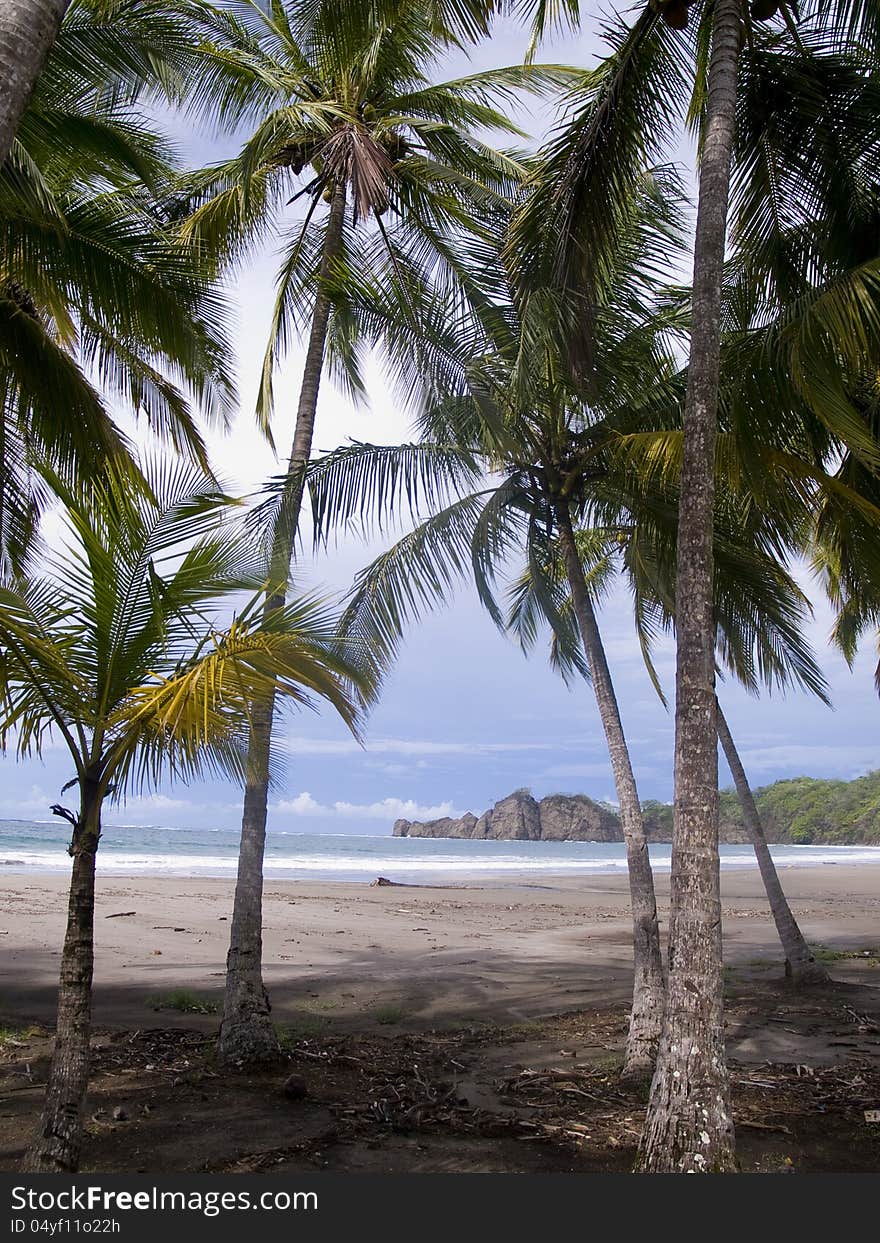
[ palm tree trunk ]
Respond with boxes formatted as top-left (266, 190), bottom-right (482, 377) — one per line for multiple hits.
top-left (716, 702), bottom-right (829, 986)
top-left (556, 504), bottom-right (665, 1079)
top-left (637, 0), bottom-right (743, 1174)
top-left (219, 181), bottom-right (347, 1065)
top-left (22, 778), bottom-right (100, 1172)
top-left (0, 0), bottom-right (70, 166)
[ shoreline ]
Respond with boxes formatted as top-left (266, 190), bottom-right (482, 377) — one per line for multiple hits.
top-left (3, 842), bottom-right (879, 885)
top-left (0, 859), bottom-right (876, 883)
top-left (2, 866), bottom-right (877, 1036)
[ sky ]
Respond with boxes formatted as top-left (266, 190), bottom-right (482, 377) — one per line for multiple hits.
top-left (1, 10), bottom-right (878, 835)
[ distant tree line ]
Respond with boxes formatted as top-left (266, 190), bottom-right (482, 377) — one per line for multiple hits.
top-left (639, 772), bottom-right (880, 844)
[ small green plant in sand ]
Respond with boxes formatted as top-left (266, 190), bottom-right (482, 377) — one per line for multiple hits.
top-left (593, 1051), bottom-right (625, 1074)
top-left (0, 1024), bottom-right (42, 1048)
top-left (503, 1019), bottom-right (542, 1041)
top-left (373, 1003), bottom-right (409, 1026)
top-left (810, 944), bottom-right (880, 964)
top-left (146, 990), bottom-right (218, 1015)
top-left (275, 1014), bottom-right (331, 1046)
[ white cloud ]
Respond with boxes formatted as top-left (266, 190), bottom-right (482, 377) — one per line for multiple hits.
top-left (335, 797), bottom-right (458, 821)
top-left (275, 791), bottom-right (329, 816)
top-left (105, 793), bottom-right (194, 824)
top-left (737, 743), bottom-right (880, 776)
top-left (273, 792), bottom-right (458, 821)
top-left (0, 784), bottom-right (55, 818)
top-left (0, 786), bottom-right (192, 828)
top-left (0, 786), bottom-right (199, 824)
top-left (540, 762), bottom-right (614, 780)
top-left (282, 734), bottom-right (596, 757)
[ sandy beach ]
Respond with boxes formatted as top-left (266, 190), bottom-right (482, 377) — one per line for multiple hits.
top-left (2, 865), bottom-right (879, 1174)
top-left (2, 864), bottom-right (878, 1036)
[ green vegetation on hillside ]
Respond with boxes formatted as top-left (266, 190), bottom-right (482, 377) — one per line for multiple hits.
top-left (729, 772), bottom-right (880, 845)
top-left (645, 774), bottom-right (880, 845)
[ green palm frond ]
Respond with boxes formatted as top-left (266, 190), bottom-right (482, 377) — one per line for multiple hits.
top-left (109, 603), bottom-right (369, 791)
top-left (178, 0), bottom-right (576, 436)
top-left (0, 2), bottom-right (244, 569)
top-left (305, 440), bottom-right (483, 544)
top-left (505, 530), bottom-right (614, 683)
top-left (508, 8), bottom-right (688, 317)
top-left (341, 490), bottom-right (500, 663)
top-left (0, 452), bottom-right (374, 804)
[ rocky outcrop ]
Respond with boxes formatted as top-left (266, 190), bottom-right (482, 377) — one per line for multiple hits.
top-left (475, 790), bottom-right (543, 840)
top-left (392, 813), bottom-right (478, 839)
top-left (640, 798), bottom-right (749, 843)
top-left (393, 778), bottom-right (880, 845)
top-left (537, 793), bottom-right (620, 841)
top-left (393, 789), bottom-right (621, 842)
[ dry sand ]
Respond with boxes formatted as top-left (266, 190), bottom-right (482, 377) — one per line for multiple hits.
top-left (1, 864), bottom-right (878, 1040)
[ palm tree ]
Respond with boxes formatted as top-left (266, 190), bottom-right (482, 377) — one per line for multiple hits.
top-left (0, 0), bottom-right (69, 165)
top-left (573, 511), bottom-right (834, 990)
top-left (5, 459), bottom-right (374, 1173)
top-left (303, 170), bottom-right (688, 1079)
top-left (624, 516), bottom-right (834, 991)
top-left (814, 459), bottom-right (880, 690)
top-left (1, 0), bottom-right (245, 571)
top-left (181, 0), bottom-right (574, 1065)
top-left (506, 470), bottom-right (835, 988)
top-left (634, 0), bottom-right (743, 1173)
top-left (0, 0), bottom-right (275, 171)
top-left (702, 16), bottom-right (880, 986)
top-left (513, 0), bottom-right (880, 1170)
top-left (715, 703), bottom-right (830, 985)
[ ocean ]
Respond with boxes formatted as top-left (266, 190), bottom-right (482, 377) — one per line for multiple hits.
top-left (0, 818), bottom-right (878, 884)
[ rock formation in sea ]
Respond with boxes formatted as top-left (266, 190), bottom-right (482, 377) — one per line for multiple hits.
top-left (392, 773), bottom-right (880, 845)
top-left (393, 788), bottom-right (621, 842)
top-left (392, 787), bottom-right (754, 844)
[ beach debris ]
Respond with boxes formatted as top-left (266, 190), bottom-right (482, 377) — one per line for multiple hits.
top-left (111, 1106), bottom-right (128, 1122)
top-left (843, 1005), bottom-right (880, 1034)
top-left (283, 1073), bottom-right (309, 1101)
top-left (497, 1066), bottom-right (618, 1108)
top-left (370, 877), bottom-right (398, 887)
top-left (91, 1029), bottom-right (209, 1077)
top-left (21, 1003), bottom-right (880, 1174)
top-left (105, 911), bottom-right (136, 919)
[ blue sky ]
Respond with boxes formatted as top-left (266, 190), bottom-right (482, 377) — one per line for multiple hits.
top-left (1, 11), bottom-right (877, 834)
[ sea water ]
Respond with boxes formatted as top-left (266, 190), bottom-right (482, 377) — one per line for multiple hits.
top-left (0, 818), bottom-right (877, 884)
